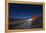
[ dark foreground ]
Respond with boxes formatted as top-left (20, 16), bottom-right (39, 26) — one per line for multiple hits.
top-left (9, 19), bottom-right (43, 30)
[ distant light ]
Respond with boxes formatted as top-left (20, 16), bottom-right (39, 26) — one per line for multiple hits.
top-left (28, 19), bottom-right (32, 20)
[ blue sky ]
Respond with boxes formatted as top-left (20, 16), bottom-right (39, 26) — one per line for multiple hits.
top-left (9, 3), bottom-right (43, 19)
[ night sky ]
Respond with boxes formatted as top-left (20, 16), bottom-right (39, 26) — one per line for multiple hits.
top-left (9, 3), bottom-right (43, 19)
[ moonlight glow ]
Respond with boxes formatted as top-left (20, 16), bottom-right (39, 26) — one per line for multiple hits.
top-left (28, 19), bottom-right (32, 20)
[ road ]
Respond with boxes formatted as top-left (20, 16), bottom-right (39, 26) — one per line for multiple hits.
top-left (9, 19), bottom-right (33, 29)
top-left (15, 19), bottom-right (32, 29)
